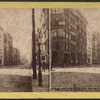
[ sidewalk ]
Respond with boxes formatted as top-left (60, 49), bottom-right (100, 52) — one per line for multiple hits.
top-left (31, 70), bottom-right (49, 92)
top-left (53, 64), bottom-right (100, 68)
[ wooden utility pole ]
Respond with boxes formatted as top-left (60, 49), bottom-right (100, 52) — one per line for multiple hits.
top-left (48, 8), bottom-right (52, 92)
top-left (32, 8), bottom-right (37, 79)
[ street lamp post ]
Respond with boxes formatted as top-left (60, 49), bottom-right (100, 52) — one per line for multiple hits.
top-left (38, 33), bottom-right (42, 87)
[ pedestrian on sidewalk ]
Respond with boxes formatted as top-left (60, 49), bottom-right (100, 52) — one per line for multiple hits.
top-left (46, 62), bottom-right (49, 71)
top-left (42, 61), bottom-right (46, 72)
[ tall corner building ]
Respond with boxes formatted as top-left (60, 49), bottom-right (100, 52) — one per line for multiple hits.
top-left (50, 9), bottom-right (88, 66)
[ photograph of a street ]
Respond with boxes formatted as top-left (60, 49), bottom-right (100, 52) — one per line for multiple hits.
top-left (51, 8), bottom-right (100, 92)
top-left (0, 8), bottom-right (49, 92)
top-left (1, 8), bottom-right (100, 92)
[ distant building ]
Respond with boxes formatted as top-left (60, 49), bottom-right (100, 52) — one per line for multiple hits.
top-left (87, 32), bottom-right (92, 64)
top-left (0, 27), bottom-right (4, 65)
top-left (50, 8), bottom-right (88, 66)
top-left (92, 32), bottom-right (100, 64)
top-left (12, 48), bottom-right (20, 65)
top-left (3, 32), bottom-right (13, 65)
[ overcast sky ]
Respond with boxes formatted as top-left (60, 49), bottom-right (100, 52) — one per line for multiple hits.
top-left (0, 8), bottom-right (42, 62)
top-left (0, 9), bottom-right (32, 61)
top-left (80, 8), bottom-right (100, 33)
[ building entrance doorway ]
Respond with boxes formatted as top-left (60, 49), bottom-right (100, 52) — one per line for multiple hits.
top-left (64, 53), bottom-right (70, 66)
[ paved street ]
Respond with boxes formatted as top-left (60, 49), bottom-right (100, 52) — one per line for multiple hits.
top-left (51, 66), bottom-right (100, 92)
top-left (0, 65), bottom-right (32, 92)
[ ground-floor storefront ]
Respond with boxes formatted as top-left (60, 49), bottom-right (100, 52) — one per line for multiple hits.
top-left (52, 51), bottom-right (87, 67)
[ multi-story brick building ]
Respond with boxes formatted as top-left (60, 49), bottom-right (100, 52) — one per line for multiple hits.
top-left (0, 27), bottom-right (4, 65)
top-left (36, 9), bottom-right (49, 66)
top-left (3, 32), bottom-right (13, 65)
top-left (50, 8), bottom-right (88, 66)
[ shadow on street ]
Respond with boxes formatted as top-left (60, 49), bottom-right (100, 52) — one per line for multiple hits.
top-left (0, 74), bottom-right (32, 92)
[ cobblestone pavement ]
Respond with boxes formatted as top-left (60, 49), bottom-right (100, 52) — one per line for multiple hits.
top-left (51, 66), bottom-right (100, 92)
top-left (0, 65), bottom-right (32, 92)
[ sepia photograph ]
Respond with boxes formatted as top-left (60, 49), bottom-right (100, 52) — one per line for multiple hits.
top-left (1, 7), bottom-right (100, 93)
top-left (50, 8), bottom-right (100, 92)
top-left (0, 8), bottom-right (49, 92)
top-left (0, 1), bottom-right (100, 98)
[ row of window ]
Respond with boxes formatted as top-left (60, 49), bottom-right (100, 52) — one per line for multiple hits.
top-left (52, 29), bottom-right (67, 37)
top-left (52, 30), bottom-right (76, 42)
top-left (70, 11), bottom-right (76, 20)
top-left (52, 33), bottom-right (87, 46)
top-left (54, 41), bottom-right (69, 51)
top-left (52, 29), bottom-right (71, 38)
top-left (55, 41), bottom-right (77, 51)
top-left (51, 9), bottom-right (86, 27)
top-left (52, 15), bottom-right (86, 29)
top-left (54, 40), bottom-right (87, 53)
top-left (70, 17), bottom-right (77, 27)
